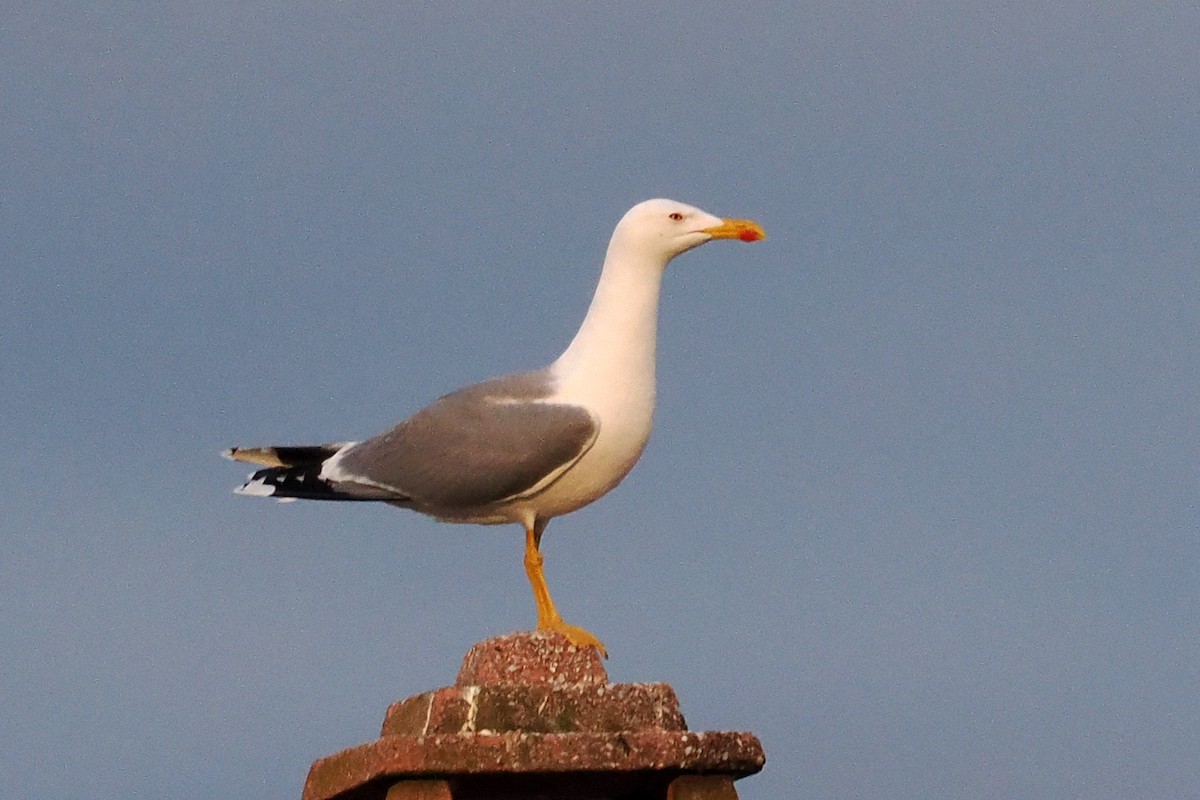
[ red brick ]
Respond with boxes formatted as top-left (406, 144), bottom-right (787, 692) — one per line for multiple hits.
top-left (302, 632), bottom-right (764, 800)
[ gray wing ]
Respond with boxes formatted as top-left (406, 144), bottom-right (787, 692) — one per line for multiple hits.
top-left (333, 371), bottom-right (598, 512)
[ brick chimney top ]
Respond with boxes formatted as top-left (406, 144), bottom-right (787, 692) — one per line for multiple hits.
top-left (455, 630), bottom-right (608, 687)
top-left (302, 632), bottom-right (765, 800)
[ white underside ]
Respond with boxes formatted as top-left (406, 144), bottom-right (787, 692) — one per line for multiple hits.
top-left (504, 361), bottom-right (655, 524)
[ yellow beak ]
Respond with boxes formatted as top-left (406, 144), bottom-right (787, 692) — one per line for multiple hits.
top-left (702, 218), bottom-right (767, 242)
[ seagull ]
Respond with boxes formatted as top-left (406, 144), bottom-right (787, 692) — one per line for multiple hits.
top-left (225, 199), bottom-right (765, 655)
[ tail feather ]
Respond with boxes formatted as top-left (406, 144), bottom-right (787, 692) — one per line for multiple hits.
top-left (225, 441), bottom-right (404, 503)
top-left (223, 443), bottom-right (349, 468)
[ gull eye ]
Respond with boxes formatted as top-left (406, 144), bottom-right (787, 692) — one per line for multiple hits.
top-left (668, 212), bottom-right (684, 221)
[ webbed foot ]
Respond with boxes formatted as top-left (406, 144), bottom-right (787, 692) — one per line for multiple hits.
top-left (540, 617), bottom-right (608, 659)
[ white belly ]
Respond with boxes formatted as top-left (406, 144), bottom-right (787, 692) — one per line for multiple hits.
top-left (514, 364), bottom-right (655, 522)
top-left (528, 416), bottom-right (651, 518)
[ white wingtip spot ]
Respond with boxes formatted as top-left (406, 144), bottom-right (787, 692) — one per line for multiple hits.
top-left (234, 479), bottom-right (276, 497)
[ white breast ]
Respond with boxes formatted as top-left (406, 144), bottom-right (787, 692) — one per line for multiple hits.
top-left (523, 360), bottom-right (655, 519)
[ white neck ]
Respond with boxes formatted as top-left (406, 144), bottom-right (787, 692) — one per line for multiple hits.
top-left (553, 235), bottom-right (668, 387)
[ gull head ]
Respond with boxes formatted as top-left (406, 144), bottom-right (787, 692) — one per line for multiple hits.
top-left (611, 199), bottom-right (766, 265)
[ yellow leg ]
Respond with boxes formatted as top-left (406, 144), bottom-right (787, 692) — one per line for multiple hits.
top-left (523, 522), bottom-right (607, 658)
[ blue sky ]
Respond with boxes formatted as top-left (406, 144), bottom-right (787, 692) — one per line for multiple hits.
top-left (3, 4), bottom-right (1198, 799)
